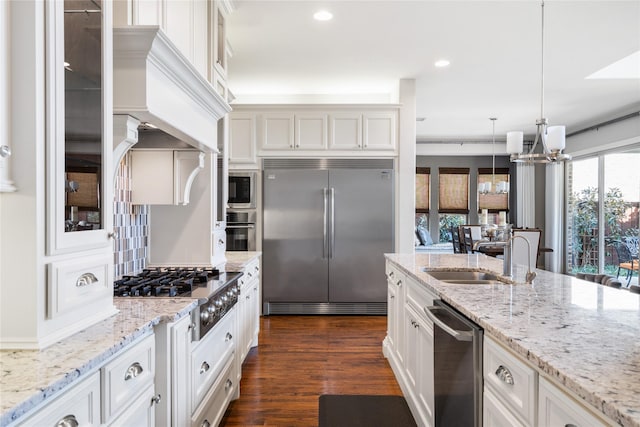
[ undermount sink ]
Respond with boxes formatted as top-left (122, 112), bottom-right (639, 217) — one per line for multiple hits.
top-left (422, 269), bottom-right (504, 285)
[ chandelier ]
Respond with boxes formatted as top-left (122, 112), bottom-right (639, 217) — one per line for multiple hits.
top-left (479, 118), bottom-right (509, 195)
top-left (507, 1), bottom-right (571, 164)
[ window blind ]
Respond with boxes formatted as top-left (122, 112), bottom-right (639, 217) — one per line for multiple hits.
top-left (416, 167), bottom-right (430, 213)
top-left (438, 168), bottom-right (469, 214)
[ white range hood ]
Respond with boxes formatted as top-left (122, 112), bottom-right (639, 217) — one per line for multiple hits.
top-left (113, 26), bottom-right (230, 153)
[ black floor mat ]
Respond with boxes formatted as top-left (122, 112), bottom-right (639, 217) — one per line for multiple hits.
top-left (318, 394), bottom-right (417, 427)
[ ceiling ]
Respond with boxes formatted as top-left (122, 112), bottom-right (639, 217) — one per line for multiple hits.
top-left (226, 0), bottom-right (640, 142)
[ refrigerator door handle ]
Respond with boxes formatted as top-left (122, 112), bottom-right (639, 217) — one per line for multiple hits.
top-left (323, 188), bottom-right (329, 259)
top-left (330, 187), bottom-right (335, 259)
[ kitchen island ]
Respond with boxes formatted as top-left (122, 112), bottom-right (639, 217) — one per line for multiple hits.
top-left (0, 298), bottom-right (197, 425)
top-left (385, 253), bottom-right (640, 427)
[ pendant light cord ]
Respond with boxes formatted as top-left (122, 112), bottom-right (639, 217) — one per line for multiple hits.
top-left (540, 0), bottom-right (545, 121)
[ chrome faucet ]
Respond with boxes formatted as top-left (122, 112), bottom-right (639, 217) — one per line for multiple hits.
top-left (503, 235), bottom-right (537, 284)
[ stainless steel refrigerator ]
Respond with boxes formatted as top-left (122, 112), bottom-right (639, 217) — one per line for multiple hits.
top-left (262, 158), bottom-right (394, 315)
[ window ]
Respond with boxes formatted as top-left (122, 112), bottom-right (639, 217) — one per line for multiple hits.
top-left (438, 168), bottom-right (469, 243)
top-left (438, 168), bottom-right (469, 214)
top-left (415, 167), bottom-right (430, 214)
top-left (567, 149), bottom-right (639, 285)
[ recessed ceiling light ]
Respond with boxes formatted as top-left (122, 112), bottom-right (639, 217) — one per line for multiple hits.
top-left (313, 10), bottom-right (333, 21)
top-left (434, 59), bottom-right (450, 68)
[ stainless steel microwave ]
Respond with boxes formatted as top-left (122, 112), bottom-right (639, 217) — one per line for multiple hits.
top-left (228, 171), bottom-right (257, 209)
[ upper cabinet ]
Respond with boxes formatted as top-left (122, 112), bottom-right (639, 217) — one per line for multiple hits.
top-left (229, 106), bottom-right (399, 160)
top-left (46, 0), bottom-right (114, 255)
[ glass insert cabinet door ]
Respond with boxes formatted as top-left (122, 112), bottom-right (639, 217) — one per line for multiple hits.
top-left (46, 0), bottom-right (113, 253)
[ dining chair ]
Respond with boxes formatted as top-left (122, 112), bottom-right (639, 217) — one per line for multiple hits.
top-left (450, 226), bottom-right (462, 254)
top-left (462, 227), bottom-right (474, 254)
top-left (612, 241), bottom-right (639, 286)
top-left (511, 228), bottom-right (541, 269)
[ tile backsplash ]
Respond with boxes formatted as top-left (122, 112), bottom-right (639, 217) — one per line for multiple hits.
top-left (113, 153), bottom-right (149, 279)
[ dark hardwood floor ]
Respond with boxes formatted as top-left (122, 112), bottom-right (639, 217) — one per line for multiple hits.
top-left (220, 315), bottom-right (402, 426)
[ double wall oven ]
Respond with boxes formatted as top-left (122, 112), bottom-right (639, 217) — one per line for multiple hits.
top-left (227, 171), bottom-right (257, 251)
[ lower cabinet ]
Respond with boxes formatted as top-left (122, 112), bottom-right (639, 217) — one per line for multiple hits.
top-left (484, 335), bottom-right (610, 427)
top-left (16, 371), bottom-right (101, 427)
top-left (191, 354), bottom-right (237, 427)
top-left (538, 377), bottom-right (607, 427)
top-left (404, 304), bottom-right (434, 426)
top-left (14, 333), bottom-right (157, 427)
top-left (238, 257), bottom-right (261, 365)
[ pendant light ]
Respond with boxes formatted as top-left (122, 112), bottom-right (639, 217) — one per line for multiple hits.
top-left (479, 118), bottom-right (509, 195)
top-left (507, 1), bottom-right (571, 164)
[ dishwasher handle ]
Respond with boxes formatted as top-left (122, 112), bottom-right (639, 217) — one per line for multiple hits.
top-left (424, 305), bottom-right (474, 342)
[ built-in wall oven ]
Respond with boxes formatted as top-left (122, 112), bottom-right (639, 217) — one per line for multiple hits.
top-left (228, 171), bottom-right (256, 209)
top-left (424, 299), bottom-right (483, 427)
top-left (226, 210), bottom-right (257, 251)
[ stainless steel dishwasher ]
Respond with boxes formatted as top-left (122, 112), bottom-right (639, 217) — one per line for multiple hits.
top-left (424, 300), bottom-right (483, 427)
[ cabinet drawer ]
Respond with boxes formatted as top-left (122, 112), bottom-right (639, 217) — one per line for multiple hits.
top-left (47, 253), bottom-right (112, 319)
top-left (17, 371), bottom-right (100, 427)
top-left (484, 336), bottom-right (536, 426)
top-left (107, 383), bottom-right (156, 427)
top-left (538, 377), bottom-right (607, 427)
top-left (191, 309), bottom-right (236, 409)
top-left (406, 276), bottom-right (436, 314)
top-left (483, 386), bottom-right (526, 427)
top-left (102, 334), bottom-right (155, 422)
top-left (191, 354), bottom-right (237, 427)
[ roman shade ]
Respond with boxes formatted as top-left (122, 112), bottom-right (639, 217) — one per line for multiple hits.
top-left (438, 167), bottom-right (469, 214)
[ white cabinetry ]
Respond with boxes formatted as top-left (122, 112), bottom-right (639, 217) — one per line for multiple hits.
top-left (363, 111), bottom-right (397, 150)
top-left (15, 372), bottom-right (101, 427)
top-left (1, 0), bottom-right (116, 349)
top-left (483, 336), bottom-right (537, 426)
top-left (113, 0), bottom-right (211, 79)
top-left (13, 334), bottom-right (157, 426)
top-left (538, 377), bottom-right (607, 427)
top-left (403, 277), bottom-right (435, 427)
top-left (154, 314), bottom-right (193, 426)
top-left (130, 150), bottom-right (206, 205)
top-left (385, 262), bottom-right (405, 365)
top-left (295, 112), bottom-right (328, 150)
top-left (238, 257), bottom-right (261, 365)
top-left (229, 112), bottom-right (258, 167)
top-left (229, 106), bottom-right (399, 159)
top-left (191, 307), bottom-right (238, 427)
top-left (260, 112), bottom-right (295, 150)
top-left (329, 112), bottom-right (362, 150)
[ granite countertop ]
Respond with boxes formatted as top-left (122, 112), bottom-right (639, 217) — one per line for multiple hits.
top-left (224, 251), bottom-right (262, 272)
top-left (0, 298), bottom-right (198, 425)
top-left (385, 253), bottom-right (640, 427)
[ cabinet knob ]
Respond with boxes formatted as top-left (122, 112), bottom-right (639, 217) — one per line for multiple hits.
top-left (76, 272), bottom-right (98, 287)
top-left (0, 145), bottom-right (11, 158)
top-left (55, 414), bottom-right (79, 427)
top-left (202, 420), bottom-right (211, 427)
top-left (396, 279), bottom-right (402, 287)
top-left (218, 239), bottom-right (225, 245)
top-left (495, 365), bottom-right (514, 385)
top-left (200, 361), bottom-right (210, 374)
top-left (225, 379), bottom-right (233, 392)
top-left (151, 394), bottom-right (162, 405)
top-left (124, 362), bottom-right (144, 380)
top-left (225, 332), bottom-right (233, 342)
top-left (108, 230), bottom-right (119, 240)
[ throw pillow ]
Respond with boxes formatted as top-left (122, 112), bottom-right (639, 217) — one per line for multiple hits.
top-left (416, 226), bottom-right (433, 246)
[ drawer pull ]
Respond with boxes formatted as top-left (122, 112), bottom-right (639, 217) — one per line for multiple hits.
top-left (225, 332), bottom-right (233, 341)
top-left (151, 394), bottom-right (162, 405)
top-left (202, 420), bottom-right (211, 427)
top-left (565, 425), bottom-right (578, 427)
top-left (248, 272), bottom-right (253, 278)
top-left (390, 295), bottom-right (395, 299)
top-left (200, 361), bottom-right (210, 374)
top-left (124, 362), bottom-right (143, 381)
top-left (55, 414), bottom-right (79, 427)
top-left (255, 266), bottom-right (259, 272)
top-left (225, 379), bottom-right (233, 392)
top-left (76, 272), bottom-right (98, 287)
top-left (396, 279), bottom-right (402, 287)
top-left (388, 271), bottom-right (395, 278)
top-left (495, 365), bottom-right (514, 385)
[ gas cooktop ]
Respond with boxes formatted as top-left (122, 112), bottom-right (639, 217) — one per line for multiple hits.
top-left (113, 267), bottom-right (240, 300)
